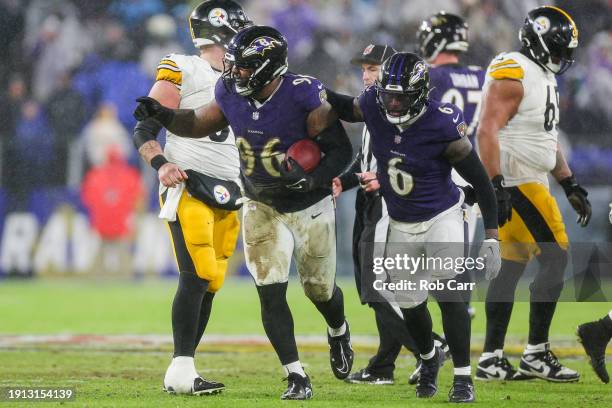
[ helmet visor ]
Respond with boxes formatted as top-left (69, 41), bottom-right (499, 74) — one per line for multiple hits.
top-left (377, 88), bottom-right (422, 118)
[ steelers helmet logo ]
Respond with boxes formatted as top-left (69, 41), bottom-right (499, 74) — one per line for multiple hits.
top-left (208, 8), bottom-right (228, 27)
top-left (533, 16), bottom-right (550, 35)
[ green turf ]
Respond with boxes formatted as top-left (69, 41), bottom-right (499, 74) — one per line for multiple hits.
top-left (0, 349), bottom-right (609, 407)
top-left (0, 278), bottom-right (610, 339)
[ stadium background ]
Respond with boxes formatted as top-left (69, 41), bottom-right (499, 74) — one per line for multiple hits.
top-left (0, 1), bottom-right (611, 406)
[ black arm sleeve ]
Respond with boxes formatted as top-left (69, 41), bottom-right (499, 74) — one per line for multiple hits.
top-left (325, 88), bottom-right (360, 123)
top-left (133, 118), bottom-right (163, 150)
top-left (311, 120), bottom-right (353, 189)
top-left (453, 150), bottom-right (498, 230)
top-left (338, 153), bottom-right (361, 191)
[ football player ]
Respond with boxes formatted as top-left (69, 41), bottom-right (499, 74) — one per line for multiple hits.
top-left (134, 25), bottom-right (353, 400)
top-left (476, 6), bottom-right (591, 382)
top-left (132, 0), bottom-right (252, 395)
top-left (326, 52), bottom-right (501, 403)
top-left (335, 44), bottom-right (449, 386)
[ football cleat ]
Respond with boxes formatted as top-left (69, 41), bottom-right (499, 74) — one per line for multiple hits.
top-left (328, 321), bottom-right (354, 379)
top-left (164, 377), bottom-right (225, 395)
top-left (281, 373), bottom-right (313, 400)
top-left (519, 345), bottom-right (580, 382)
top-left (448, 375), bottom-right (475, 403)
top-left (416, 347), bottom-right (444, 398)
top-left (577, 320), bottom-right (611, 383)
top-left (476, 354), bottom-right (531, 381)
top-left (409, 335), bottom-right (449, 385)
top-left (345, 368), bottom-right (394, 385)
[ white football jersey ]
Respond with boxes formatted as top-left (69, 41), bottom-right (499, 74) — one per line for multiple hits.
top-left (156, 54), bottom-right (240, 184)
top-left (484, 51), bottom-right (559, 187)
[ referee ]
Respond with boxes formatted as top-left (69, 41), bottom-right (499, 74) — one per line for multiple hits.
top-left (333, 44), bottom-right (447, 385)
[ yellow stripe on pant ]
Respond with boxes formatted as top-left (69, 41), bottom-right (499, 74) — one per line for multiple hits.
top-left (500, 182), bottom-right (569, 263)
top-left (161, 190), bottom-right (240, 292)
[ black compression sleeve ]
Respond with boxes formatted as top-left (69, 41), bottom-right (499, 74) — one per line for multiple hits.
top-left (133, 118), bottom-right (163, 150)
top-left (326, 88), bottom-right (360, 122)
top-left (311, 120), bottom-right (353, 189)
top-left (338, 154), bottom-right (361, 191)
top-left (453, 150), bottom-right (498, 230)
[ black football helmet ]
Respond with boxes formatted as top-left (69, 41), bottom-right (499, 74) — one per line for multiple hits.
top-left (189, 0), bottom-right (252, 48)
top-left (519, 6), bottom-right (578, 75)
top-left (417, 11), bottom-right (468, 62)
top-left (222, 25), bottom-right (288, 96)
top-left (376, 52), bottom-right (429, 125)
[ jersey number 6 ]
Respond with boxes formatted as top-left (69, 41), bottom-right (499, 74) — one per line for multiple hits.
top-left (388, 157), bottom-right (414, 197)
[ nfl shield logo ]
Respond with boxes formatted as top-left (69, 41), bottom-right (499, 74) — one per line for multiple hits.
top-left (394, 135), bottom-right (402, 144)
top-left (252, 112), bottom-right (259, 120)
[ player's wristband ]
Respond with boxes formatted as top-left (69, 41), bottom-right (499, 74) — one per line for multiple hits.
top-left (150, 155), bottom-right (169, 171)
top-left (559, 175), bottom-right (579, 196)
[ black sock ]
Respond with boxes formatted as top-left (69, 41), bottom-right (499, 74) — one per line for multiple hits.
top-left (528, 302), bottom-right (557, 345)
top-left (483, 260), bottom-right (525, 352)
top-left (433, 284), bottom-right (471, 368)
top-left (602, 314), bottom-right (612, 333)
top-left (371, 301), bottom-right (419, 355)
top-left (172, 272), bottom-right (208, 357)
top-left (257, 282), bottom-right (298, 365)
top-left (312, 286), bottom-right (345, 330)
top-left (367, 303), bottom-right (404, 376)
top-left (194, 291), bottom-right (215, 350)
top-left (400, 301), bottom-right (433, 355)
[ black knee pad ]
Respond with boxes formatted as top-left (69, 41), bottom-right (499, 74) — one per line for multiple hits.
top-left (531, 245), bottom-right (568, 301)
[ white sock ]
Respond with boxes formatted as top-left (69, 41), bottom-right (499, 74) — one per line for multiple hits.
top-left (454, 366), bottom-right (471, 376)
top-left (328, 321), bottom-right (346, 337)
top-left (164, 356), bottom-right (198, 394)
top-left (284, 361), bottom-right (306, 377)
top-left (420, 347), bottom-right (435, 360)
top-left (479, 349), bottom-right (502, 362)
top-left (524, 342), bottom-right (547, 354)
top-left (608, 310), bottom-right (612, 320)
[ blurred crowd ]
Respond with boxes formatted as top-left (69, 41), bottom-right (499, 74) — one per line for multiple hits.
top-left (0, 0), bottom-right (611, 217)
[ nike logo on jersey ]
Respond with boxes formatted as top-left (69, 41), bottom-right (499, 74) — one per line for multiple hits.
top-left (453, 113), bottom-right (461, 123)
top-left (311, 212), bottom-right (322, 220)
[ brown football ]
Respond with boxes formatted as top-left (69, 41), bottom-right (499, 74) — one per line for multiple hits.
top-left (286, 139), bottom-right (321, 173)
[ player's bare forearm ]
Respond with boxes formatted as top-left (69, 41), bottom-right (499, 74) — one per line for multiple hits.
top-left (551, 142), bottom-right (573, 182)
top-left (307, 101), bottom-right (340, 138)
top-left (477, 79), bottom-right (523, 178)
top-left (138, 140), bottom-right (164, 164)
top-left (166, 103), bottom-right (229, 138)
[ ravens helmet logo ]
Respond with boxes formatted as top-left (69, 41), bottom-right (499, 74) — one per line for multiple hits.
top-left (242, 36), bottom-right (283, 58)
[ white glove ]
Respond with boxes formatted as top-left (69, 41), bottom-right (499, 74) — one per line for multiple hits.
top-left (479, 238), bottom-right (501, 280)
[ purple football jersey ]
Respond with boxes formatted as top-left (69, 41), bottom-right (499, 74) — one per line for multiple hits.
top-left (358, 87), bottom-right (465, 223)
top-left (428, 64), bottom-right (485, 142)
top-left (215, 73), bottom-right (328, 211)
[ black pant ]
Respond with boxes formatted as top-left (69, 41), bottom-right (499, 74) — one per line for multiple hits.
top-left (352, 189), bottom-right (419, 377)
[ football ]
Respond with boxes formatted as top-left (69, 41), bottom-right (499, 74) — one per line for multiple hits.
top-left (286, 139), bottom-right (322, 173)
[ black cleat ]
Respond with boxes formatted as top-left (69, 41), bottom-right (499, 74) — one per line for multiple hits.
top-left (416, 347), bottom-right (444, 398)
top-left (345, 368), bottom-right (394, 385)
top-left (476, 354), bottom-right (532, 381)
top-left (328, 321), bottom-right (354, 379)
top-left (578, 320), bottom-right (611, 384)
top-left (164, 377), bottom-right (225, 395)
top-left (519, 345), bottom-right (579, 382)
top-left (409, 335), bottom-right (449, 385)
top-left (448, 375), bottom-right (475, 403)
top-left (281, 372), bottom-right (313, 400)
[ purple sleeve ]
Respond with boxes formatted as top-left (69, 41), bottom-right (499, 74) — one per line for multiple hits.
top-left (442, 103), bottom-right (467, 142)
top-left (294, 76), bottom-right (325, 112)
top-left (357, 86), bottom-right (376, 119)
top-left (214, 78), bottom-right (229, 113)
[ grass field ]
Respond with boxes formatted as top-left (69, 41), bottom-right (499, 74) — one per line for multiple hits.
top-left (1, 278), bottom-right (611, 407)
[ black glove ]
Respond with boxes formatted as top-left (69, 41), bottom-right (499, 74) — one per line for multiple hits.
top-left (560, 175), bottom-right (591, 227)
top-left (459, 185), bottom-right (476, 206)
top-left (133, 96), bottom-right (174, 126)
top-left (279, 158), bottom-right (315, 192)
top-left (492, 175), bottom-right (512, 227)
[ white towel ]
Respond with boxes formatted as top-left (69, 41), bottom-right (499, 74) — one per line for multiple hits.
top-left (159, 183), bottom-right (185, 222)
